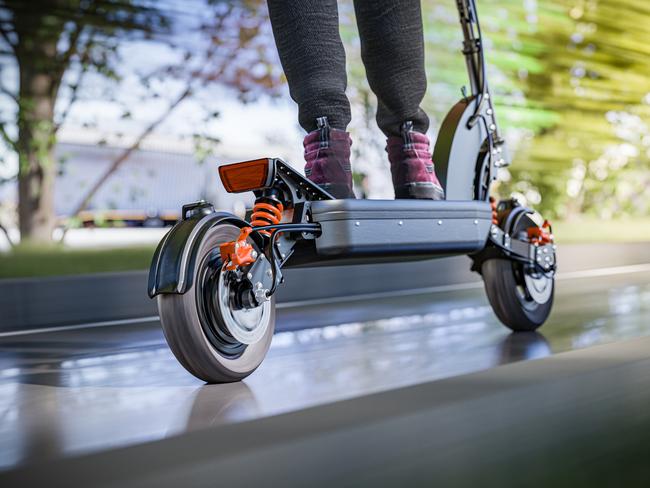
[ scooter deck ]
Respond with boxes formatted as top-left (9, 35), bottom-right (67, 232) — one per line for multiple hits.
top-left (310, 199), bottom-right (492, 258)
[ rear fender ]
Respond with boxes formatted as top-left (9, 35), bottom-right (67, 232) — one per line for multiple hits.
top-left (147, 202), bottom-right (252, 298)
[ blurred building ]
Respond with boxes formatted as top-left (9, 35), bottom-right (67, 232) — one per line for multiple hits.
top-left (0, 142), bottom-right (256, 227)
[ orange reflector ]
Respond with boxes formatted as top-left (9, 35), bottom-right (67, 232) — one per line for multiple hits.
top-left (219, 158), bottom-right (271, 193)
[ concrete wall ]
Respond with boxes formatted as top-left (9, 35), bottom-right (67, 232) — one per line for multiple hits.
top-left (1, 242), bottom-right (649, 333)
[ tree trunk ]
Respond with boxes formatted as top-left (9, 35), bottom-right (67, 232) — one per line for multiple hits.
top-left (16, 71), bottom-right (58, 244)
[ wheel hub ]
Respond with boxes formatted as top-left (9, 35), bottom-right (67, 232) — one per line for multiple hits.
top-left (524, 271), bottom-right (553, 304)
top-left (217, 269), bottom-right (271, 345)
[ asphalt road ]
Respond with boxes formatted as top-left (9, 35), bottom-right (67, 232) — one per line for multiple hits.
top-left (1, 263), bottom-right (650, 485)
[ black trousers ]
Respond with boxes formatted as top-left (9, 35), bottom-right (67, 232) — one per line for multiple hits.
top-left (267, 0), bottom-right (429, 137)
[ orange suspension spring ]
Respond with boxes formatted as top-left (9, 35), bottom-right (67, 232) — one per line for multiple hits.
top-left (250, 200), bottom-right (284, 237)
top-left (489, 196), bottom-right (498, 225)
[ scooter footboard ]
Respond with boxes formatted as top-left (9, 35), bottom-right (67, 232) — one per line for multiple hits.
top-left (310, 200), bottom-right (492, 257)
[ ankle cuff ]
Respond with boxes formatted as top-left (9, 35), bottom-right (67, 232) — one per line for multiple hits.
top-left (394, 182), bottom-right (445, 200)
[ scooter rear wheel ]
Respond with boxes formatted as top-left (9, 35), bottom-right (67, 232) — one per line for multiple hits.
top-left (157, 223), bottom-right (275, 383)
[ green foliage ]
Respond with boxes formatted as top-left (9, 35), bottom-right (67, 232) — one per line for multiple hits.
top-left (341, 0), bottom-right (650, 219)
top-left (0, 0), bottom-right (284, 242)
top-left (495, 0), bottom-right (650, 219)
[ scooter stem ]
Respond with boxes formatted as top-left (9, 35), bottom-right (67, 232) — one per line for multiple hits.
top-left (456, 0), bottom-right (510, 167)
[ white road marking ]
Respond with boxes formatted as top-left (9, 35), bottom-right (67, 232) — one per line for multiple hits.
top-left (556, 263), bottom-right (650, 280)
top-left (1, 263), bottom-right (649, 338)
top-left (0, 316), bottom-right (159, 338)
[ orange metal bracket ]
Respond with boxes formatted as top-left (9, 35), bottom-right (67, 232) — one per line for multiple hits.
top-left (528, 219), bottom-right (554, 246)
top-left (219, 227), bottom-right (256, 271)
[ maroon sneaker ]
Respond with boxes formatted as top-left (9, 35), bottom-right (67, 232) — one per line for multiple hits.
top-left (387, 121), bottom-right (445, 200)
top-left (303, 117), bottom-right (355, 199)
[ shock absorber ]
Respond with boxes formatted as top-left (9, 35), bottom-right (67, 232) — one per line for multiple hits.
top-left (250, 195), bottom-right (284, 237)
top-left (489, 196), bottom-right (498, 225)
top-left (220, 192), bottom-right (284, 271)
top-left (528, 219), bottom-right (554, 245)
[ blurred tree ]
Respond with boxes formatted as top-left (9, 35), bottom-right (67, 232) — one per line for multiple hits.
top-left (0, 0), bottom-right (169, 243)
top-left (340, 0), bottom-right (650, 219)
top-left (468, 0), bottom-right (650, 218)
top-left (554, 0), bottom-right (650, 219)
top-left (0, 0), bottom-right (282, 243)
top-left (68, 0), bottom-right (282, 222)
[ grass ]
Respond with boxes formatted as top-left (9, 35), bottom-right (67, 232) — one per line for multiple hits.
top-left (1, 218), bottom-right (649, 279)
top-left (551, 218), bottom-right (650, 244)
top-left (0, 245), bottom-right (155, 279)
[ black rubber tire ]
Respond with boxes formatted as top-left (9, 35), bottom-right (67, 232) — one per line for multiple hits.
top-left (482, 258), bottom-right (554, 332)
top-left (157, 224), bottom-right (275, 383)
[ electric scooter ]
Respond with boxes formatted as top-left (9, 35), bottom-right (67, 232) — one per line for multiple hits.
top-left (148, 0), bottom-right (556, 383)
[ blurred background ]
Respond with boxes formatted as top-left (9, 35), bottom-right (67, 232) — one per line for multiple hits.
top-left (0, 0), bottom-right (649, 277)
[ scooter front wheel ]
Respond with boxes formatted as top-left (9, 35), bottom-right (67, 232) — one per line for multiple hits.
top-left (481, 258), bottom-right (554, 331)
top-left (481, 209), bottom-right (555, 332)
top-left (157, 223), bottom-right (275, 383)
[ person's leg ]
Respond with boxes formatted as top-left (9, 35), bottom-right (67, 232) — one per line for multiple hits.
top-left (353, 0), bottom-right (443, 200)
top-left (267, 0), bottom-right (354, 197)
top-left (353, 0), bottom-right (428, 137)
top-left (267, 0), bottom-right (350, 132)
